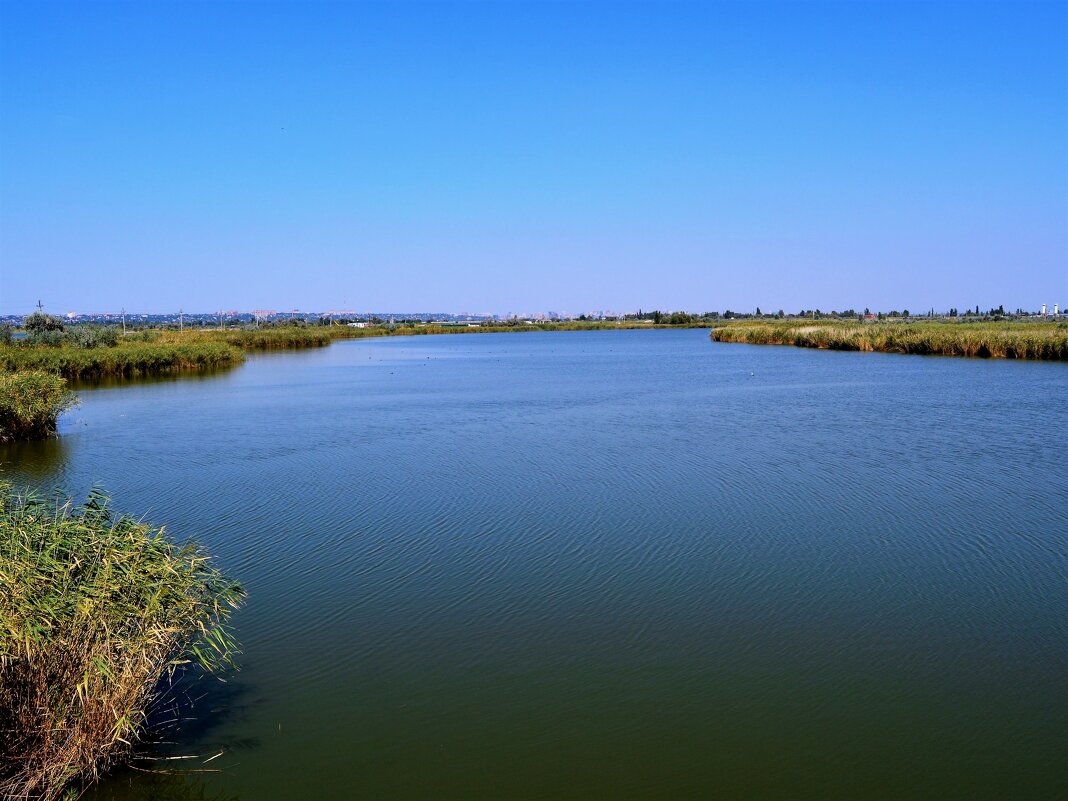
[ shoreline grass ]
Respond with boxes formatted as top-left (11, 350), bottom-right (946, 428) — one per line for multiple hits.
top-left (155, 327), bottom-right (335, 350)
top-left (0, 342), bottom-right (243, 380)
top-left (0, 486), bottom-right (242, 801)
top-left (710, 319), bottom-right (1068, 360)
top-left (0, 320), bottom-right (709, 383)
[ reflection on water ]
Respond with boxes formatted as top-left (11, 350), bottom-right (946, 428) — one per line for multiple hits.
top-left (87, 769), bottom-right (239, 801)
top-left (68, 366), bottom-right (237, 391)
top-left (0, 435), bottom-right (68, 479)
top-left (6, 330), bottom-right (1068, 801)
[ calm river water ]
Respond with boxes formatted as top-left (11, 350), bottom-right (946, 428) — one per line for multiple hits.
top-left (3, 330), bottom-right (1066, 800)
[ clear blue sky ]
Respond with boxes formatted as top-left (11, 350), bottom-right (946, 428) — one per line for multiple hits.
top-left (1, 0), bottom-right (1065, 314)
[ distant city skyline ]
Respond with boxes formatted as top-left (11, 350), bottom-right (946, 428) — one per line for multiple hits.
top-left (2, 1), bottom-right (1066, 314)
top-left (6, 301), bottom-right (1063, 323)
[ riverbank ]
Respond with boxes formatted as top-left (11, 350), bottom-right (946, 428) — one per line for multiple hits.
top-left (0, 320), bottom-right (705, 382)
top-left (0, 321), bottom-right (714, 440)
top-left (710, 319), bottom-right (1068, 360)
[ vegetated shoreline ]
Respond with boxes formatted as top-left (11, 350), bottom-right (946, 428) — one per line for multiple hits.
top-left (0, 486), bottom-right (241, 801)
top-left (710, 319), bottom-right (1068, 361)
top-left (0, 321), bottom-right (707, 441)
top-left (6, 317), bottom-right (1063, 442)
top-left (0, 320), bottom-right (707, 382)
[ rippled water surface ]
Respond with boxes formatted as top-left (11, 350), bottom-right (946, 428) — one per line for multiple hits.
top-left (4, 330), bottom-right (1067, 800)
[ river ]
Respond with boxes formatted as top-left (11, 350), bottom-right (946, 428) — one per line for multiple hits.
top-left (3, 329), bottom-right (1066, 800)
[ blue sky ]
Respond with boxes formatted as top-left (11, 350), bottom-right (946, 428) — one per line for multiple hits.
top-left (1, 0), bottom-right (1065, 314)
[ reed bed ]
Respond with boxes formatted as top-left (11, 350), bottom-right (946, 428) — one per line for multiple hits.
top-left (0, 342), bottom-right (242, 380)
top-left (0, 373), bottom-right (77, 443)
top-left (156, 328), bottom-right (334, 350)
top-left (0, 487), bottom-right (242, 801)
top-left (327, 320), bottom-right (704, 339)
top-left (0, 321), bottom-right (711, 384)
top-left (710, 320), bottom-right (1068, 360)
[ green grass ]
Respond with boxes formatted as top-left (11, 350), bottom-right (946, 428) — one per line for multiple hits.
top-left (156, 327), bottom-right (335, 350)
top-left (0, 321), bottom-right (707, 382)
top-left (0, 342), bottom-right (242, 380)
top-left (0, 327), bottom-right (343, 382)
top-left (0, 486), bottom-right (242, 801)
top-left (0, 372), bottom-right (78, 443)
top-left (710, 319), bottom-right (1068, 360)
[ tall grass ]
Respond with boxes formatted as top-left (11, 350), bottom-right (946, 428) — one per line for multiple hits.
top-left (710, 320), bottom-right (1068, 360)
top-left (0, 487), bottom-right (242, 801)
top-left (0, 342), bottom-right (242, 380)
top-left (156, 328), bottom-right (334, 350)
top-left (0, 320), bottom-right (715, 383)
top-left (0, 372), bottom-right (78, 442)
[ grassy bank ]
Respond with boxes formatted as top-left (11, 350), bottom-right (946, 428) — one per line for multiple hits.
top-left (0, 373), bottom-right (77, 443)
top-left (324, 319), bottom-right (711, 339)
top-left (0, 320), bottom-right (710, 382)
top-left (710, 319), bottom-right (1068, 360)
top-left (155, 327), bottom-right (335, 350)
top-left (0, 341), bottom-right (242, 380)
top-left (0, 487), bottom-right (241, 801)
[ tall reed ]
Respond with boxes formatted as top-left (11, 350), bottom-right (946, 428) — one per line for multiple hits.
top-left (0, 487), bottom-right (242, 801)
top-left (0, 342), bottom-right (242, 380)
top-left (710, 320), bottom-right (1068, 360)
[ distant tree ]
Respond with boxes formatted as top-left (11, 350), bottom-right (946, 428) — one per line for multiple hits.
top-left (24, 312), bottom-right (65, 334)
top-left (0, 324), bottom-right (11, 344)
top-left (864, 307), bottom-right (870, 316)
top-left (902, 309), bottom-right (909, 318)
top-left (652, 310), bottom-right (663, 324)
top-left (776, 309), bottom-right (785, 319)
top-left (755, 307), bottom-right (762, 317)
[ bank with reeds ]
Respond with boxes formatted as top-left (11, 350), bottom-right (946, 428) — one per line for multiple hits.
top-left (0, 320), bottom-right (710, 384)
top-left (0, 487), bottom-right (242, 801)
top-left (0, 341), bottom-right (243, 380)
top-left (710, 320), bottom-right (1068, 360)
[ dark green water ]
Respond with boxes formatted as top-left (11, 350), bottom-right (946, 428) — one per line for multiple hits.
top-left (3, 330), bottom-right (1066, 800)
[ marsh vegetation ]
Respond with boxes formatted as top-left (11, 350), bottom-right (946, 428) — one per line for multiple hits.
top-left (711, 319), bottom-right (1068, 360)
top-left (0, 372), bottom-right (77, 443)
top-left (0, 487), bottom-right (241, 801)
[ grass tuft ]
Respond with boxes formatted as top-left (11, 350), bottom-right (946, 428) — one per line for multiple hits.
top-left (0, 487), bottom-right (243, 800)
top-left (0, 372), bottom-right (78, 443)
